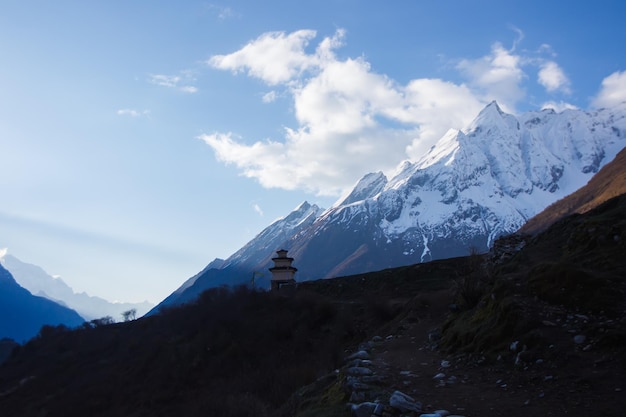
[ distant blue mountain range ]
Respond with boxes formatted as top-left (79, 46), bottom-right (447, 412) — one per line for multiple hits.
top-left (0, 263), bottom-right (84, 343)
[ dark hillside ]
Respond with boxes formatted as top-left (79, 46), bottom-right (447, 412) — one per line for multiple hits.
top-left (0, 267), bottom-right (455, 417)
top-left (444, 193), bottom-right (626, 351)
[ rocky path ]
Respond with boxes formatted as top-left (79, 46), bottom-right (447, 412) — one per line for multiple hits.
top-left (339, 289), bottom-right (625, 417)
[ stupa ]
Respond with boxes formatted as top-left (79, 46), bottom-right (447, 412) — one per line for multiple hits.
top-left (269, 249), bottom-right (297, 291)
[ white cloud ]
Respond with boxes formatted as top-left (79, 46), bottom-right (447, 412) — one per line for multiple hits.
top-left (117, 109), bottom-right (150, 117)
top-left (201, 30), bottom-right (488, 195)
top-left (538, 61), bottom-right (571, 93)
top-left (207, 29), bottom-right (345, 85)
top-left (252, 203), bottom-right (264, 216)
top-left (179, 86), bottom-right (199, 94)
top-left (148, 73), bottom-right (198, 93)
top-left (509, 25), bottom-right (525, 51)
top-left (0, 247), bottom-right (7, 259)
top-left (592, 70), bottom-right (626, 108)
top-left (149, 74), bottom-right (180, 88)
top-left (206, 4), bottom-right (237, 20)
top-left (456, 42), bottom-right (526, 112)
top-left (541, 101), bottom-right (578, 112)
top-left (201, 29), bottom-right (587, 196)
top-left (262, 91), bottom-right (277, 103)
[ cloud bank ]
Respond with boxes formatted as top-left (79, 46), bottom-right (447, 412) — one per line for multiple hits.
top-left (201, 29), bottom-right (626, 196)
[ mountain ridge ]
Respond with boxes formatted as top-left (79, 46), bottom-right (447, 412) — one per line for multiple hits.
top-left (149, 201), bottom-right (323, 313)
top-left (154, 101), bottom-right (626, 311)
top-left (520, 146), bottom-right (626, 234)
top-left (0, 263), bottom-right (84, 342)
top-left (0, 253), bottom-right (153, 320)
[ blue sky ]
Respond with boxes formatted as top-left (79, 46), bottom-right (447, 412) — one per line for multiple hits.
top-left (1, 1), bottom-right (626, 304)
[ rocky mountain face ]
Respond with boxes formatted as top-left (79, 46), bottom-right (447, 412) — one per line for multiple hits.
top-left (520, 146), bottom-right (626, 235)
top-left (153, 101), bottom-right (626, 311)
top-left (0, 263), bottom-right (84, 343)
top-left (0, 253), bottom-right (153, 320)
top-left (287, 101), bottom-right (626, 279)
top-left (150, 201), bottom-right (322, 312)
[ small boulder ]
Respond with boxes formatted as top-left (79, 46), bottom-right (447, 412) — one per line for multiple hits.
top-left (389, 390), bottom-right (422, 413)
top-left (347, 366), bottom-right (374, 376)
top-left (351, 402), bottom-right (377, 417)
top-left (348, 350), bottom-right (371, 361)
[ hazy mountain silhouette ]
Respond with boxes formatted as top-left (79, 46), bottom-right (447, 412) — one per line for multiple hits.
top-left (0, 264), bottom-right (84, 342)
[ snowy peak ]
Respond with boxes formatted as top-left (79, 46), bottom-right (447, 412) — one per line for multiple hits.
top-left (418, 102), bottom-right (626, 199)
top-left (415, 129), bottom-right (466, 170)
top-left (338, 171), bottom-right (388, 206)
top-left (279, 201), bottom-right (321, 229)
top-left (156, 101), bottom-right (626, 310)
top-left (466, 100), bottom-right (519, 136)
top-left (332, 100), bottom-right (626, 257)
top-left (150, 200), bottom-right (324, 312)
top-left (216, 201), bottom-right (323, 269)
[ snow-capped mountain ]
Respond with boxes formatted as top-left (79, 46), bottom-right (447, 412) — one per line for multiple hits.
top-left (221, 201), bottom-right (323, 269)
top-left (150, 201), bottom-right (322, 312)
top-left (153, 101), bottom-right (626, 311)
top-left (0, 252), bottom-right (153, 320)
top-left (287, 101), bottom-right (626, 278)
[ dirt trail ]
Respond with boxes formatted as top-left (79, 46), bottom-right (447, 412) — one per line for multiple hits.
top-left (356, 289), bottom-right (625, 417)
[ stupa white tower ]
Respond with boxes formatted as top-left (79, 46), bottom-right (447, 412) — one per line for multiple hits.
top-left (269, 249), bottom-right (297, 291)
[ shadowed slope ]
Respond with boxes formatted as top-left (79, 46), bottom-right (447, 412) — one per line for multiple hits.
top-left (520, 146), bottom-right (626, 235)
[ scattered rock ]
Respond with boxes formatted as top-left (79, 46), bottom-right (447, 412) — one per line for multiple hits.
top-left (347, 366), bottom-right (374, 376)
top-left (389, 390), bottom-right (422, 413)
top-left (348, 358), bottom-right (373, 367)
top-left (361, 375), bottom-right (387, 384)
top-left (348, 350), bottom-right (371, 361)
top-left (345, 376), bottom-right (370, 391)
top-left (351, 401), bottom-right (377, 417)
top-left (372, 402), bottom-right (385, 416)
top-left (350, 391), bottom-right (367, 403)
